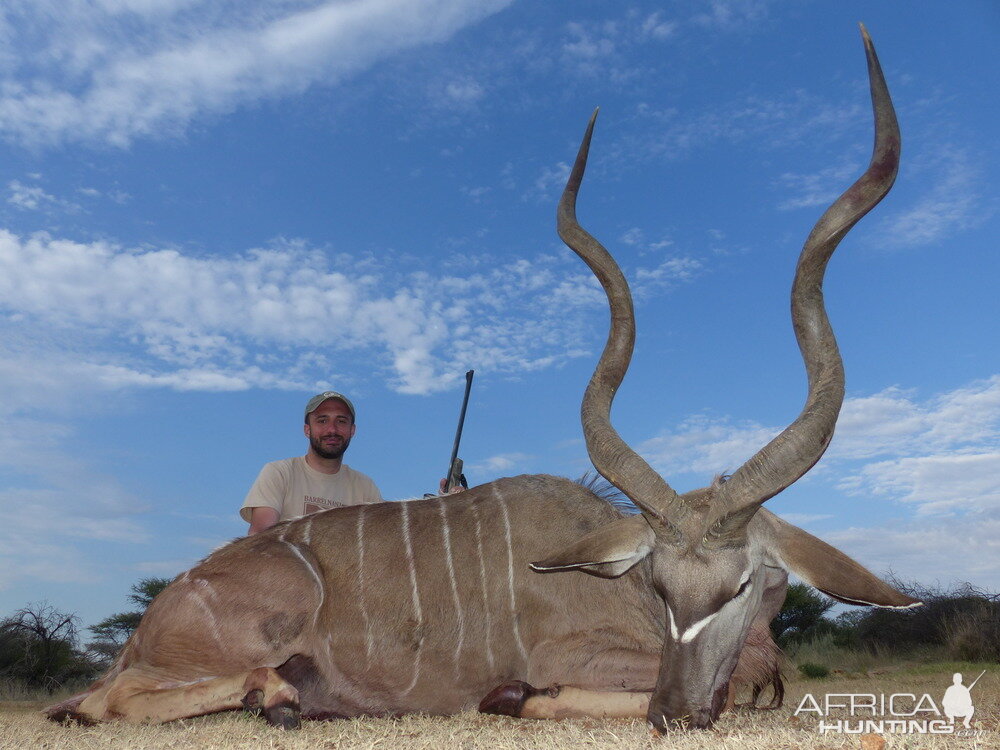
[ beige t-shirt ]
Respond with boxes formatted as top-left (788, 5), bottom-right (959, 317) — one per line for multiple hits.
top-left (239, 456), bottom-right (383, 523)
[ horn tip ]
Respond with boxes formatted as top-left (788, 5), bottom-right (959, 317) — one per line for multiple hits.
top-left (858, 22), bottom-right (873, 49)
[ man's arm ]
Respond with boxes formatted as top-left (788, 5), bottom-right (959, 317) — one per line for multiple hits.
top-left (241, 461), bottom-right (287, 535)
top-left (248, 506), bottom-right (280, 535)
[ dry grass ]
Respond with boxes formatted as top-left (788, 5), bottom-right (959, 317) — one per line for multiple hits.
top-left (1, 666), bottom-right (996, 750)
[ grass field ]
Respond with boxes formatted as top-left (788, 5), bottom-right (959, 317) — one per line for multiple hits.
top-left (1, 663), bottom-right (996, 750)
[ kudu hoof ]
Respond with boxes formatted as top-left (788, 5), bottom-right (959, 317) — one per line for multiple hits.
top-left (478, 680), bottom-right (542, 717)
top-left (241, 688), bottom-right (264, 716)
top-left (44, 707), bottom-right (97, 726)
top-left (43, 695), bottom-right (98, 726)
top-left (264, 702), bottom-right (301, 730)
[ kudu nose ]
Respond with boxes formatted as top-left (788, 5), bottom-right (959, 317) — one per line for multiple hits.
top-left (647, 693), bottom-right (719, 732)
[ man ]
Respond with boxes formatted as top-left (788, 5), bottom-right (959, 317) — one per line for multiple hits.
top-left (241, 391), bottom-right (383, 534)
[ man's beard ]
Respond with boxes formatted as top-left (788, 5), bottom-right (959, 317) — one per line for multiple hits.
top-left (311, 435), bottom-right (351, 460)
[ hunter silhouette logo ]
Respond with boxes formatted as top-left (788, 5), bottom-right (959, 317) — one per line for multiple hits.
top-left (795, 670), bottom-right (988, 735)
top-left (942, 671), bottom-right (983, 729)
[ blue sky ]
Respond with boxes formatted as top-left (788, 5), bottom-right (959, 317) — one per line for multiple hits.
top-left (0, 0), bottom-right (997, 634)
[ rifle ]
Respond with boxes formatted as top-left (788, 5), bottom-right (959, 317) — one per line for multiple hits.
top-left (968, 670), bottom-right (986, 691)
top-left (444, 370), bottom-right (474, 493)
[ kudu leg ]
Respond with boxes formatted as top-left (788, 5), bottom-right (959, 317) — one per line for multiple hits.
top-left (77, 666), bottom-right (301, 727)
top-left (724, 670), bottom-right (784, 712)
top-left (723, 683), bottom-right (737, 713)
top-left (753, 671), bottom-right (784, 710)
top-left (480, 635), bottom-right (659, 720)
top-left (44, 687), bottom-right (101, 725)
top-left (480, 681), bottom-right (651, 720)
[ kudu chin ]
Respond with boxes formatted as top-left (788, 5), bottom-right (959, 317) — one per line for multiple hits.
top-left (46, 26), bottom-right (918, 733)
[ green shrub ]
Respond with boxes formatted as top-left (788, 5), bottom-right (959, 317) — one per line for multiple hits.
top-left (797, 662), bottom-right (830, 679)
top-left (940, 598), bottom-right (1000, 661)
top-left (851, 582), bottom-right (1000, 661)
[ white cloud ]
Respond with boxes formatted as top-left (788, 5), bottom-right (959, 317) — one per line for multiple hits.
top-left (775, 160), bottom-right (862, 211)
top-left (0, 490), bottom-right (149, 543)
top-left (620, 227), bottom-right (644, 246)
top-left (468, 452), bottom-right (532, 475)
top-left (631, 92), bottom-right (864, 162)
top-left (0, 537), bottom-right (103, 589)
top-left (0, 229), bottom-right (612, 397)
top-left (619, 227), bottom-right (674, 256)
top-left (840, 452), bottom-right (1000, 516)
top-left (830, 387), bottom-right (928, 459)
top-left (0, 416), bottom-right (151, 591)
top-left (823, 516), bottom-right (1000, 592)
top-left (7, 180), bottom-right (54, 210)
top-left (444, 78), bottom-right (484, 103)
top-left (552, 10), bottom-right (679, 82)
top-left (878, 147), bottom-right (988, 248)
top-left (635, 375), bottom-right (999, 591)
top-left (832, 377), bottom-right (1000, 461)
top-left (633, 256), bottom-right (702, 296)
top-left (0, 0), bottom-right (515, 147)
top-left (639, 412), bottom-right (779, 478)
top-left (6, 178), bottom-right (81, 213)
top-left (691, 0), bottom-right (771, 31)
top-left (77, 185), bottom-right (132, 205)
top-left (461, 185), bottom-right (491, 203)
top-left (562, 20), bottom-right (616, 62)
top-left (0, 221), bottom-right (699, 406)
top-left (527, 161), bottom-right (571, 202)
top-left (83, 363), bottom-right (284, 392)
top-left (639, 376), bottom-right (1000, 519)
top-left (640, 12), bottom-right (676, 40)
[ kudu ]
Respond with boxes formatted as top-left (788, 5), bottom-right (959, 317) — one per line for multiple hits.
top-left (46, 26), bottom-right (918, 732)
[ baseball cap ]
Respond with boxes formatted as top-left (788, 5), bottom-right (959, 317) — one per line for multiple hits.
top-left (304, 391), bottom-right (356, 421)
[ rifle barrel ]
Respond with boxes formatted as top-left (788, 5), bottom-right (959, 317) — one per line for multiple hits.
top-left (445, 370), bottom-right (474, 492)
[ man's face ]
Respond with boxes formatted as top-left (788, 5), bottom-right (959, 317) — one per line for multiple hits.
top-left (304, 399), bottom-right (356, 460)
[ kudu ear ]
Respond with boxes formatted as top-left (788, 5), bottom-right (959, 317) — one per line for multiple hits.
top-left (530, 515), bottom-right (655, 579)
top-left (759, 509), bottom-right (921, 608)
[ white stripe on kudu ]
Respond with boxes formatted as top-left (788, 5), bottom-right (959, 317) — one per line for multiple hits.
top-left (437, 498), bottom-right (466, 679)
top-left (302, 516), bottom-right (313, 545)
top-left (355, 505), bottom-right (374, 662)
top-left (401, 501), bottom-right (424, 694)
top-left (282, 540), bottom-right (324, 627)
top-left (681, 612), bottom-right (718, 643)
top-left (495, 487), bottom-right (528, 661)
top-left (188, 581), bottom-right (224, 650)
top-left (471, 500), bottom-right (496, 671)
top-left (666, 603), bottom-right (719, 644)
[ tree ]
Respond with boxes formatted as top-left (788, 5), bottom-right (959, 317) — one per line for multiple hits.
top-left (773, 582), bottom-right (835, 644)
top-left (0, 602), bottom-right (96, 692)
top-left (127, 576), bottom-right (171, 609)
top-left (86, 612), bottom-right (141, 665)
top-left (86, 577), bottom-right (171, 667)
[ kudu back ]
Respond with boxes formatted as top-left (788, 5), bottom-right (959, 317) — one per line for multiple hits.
top-left (46, 26), bottom-right (918, 732)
